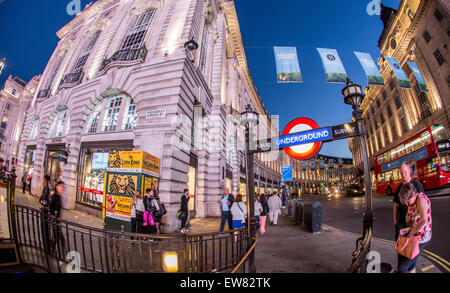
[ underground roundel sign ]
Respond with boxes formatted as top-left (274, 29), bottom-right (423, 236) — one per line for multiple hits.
top-left (282, 117), bottom-right (324, 160)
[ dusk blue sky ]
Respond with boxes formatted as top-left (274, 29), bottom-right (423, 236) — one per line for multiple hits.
top-left (0, 0), bottom-right (401, 158)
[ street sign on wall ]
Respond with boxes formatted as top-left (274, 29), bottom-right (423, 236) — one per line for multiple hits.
top-left (281, 165), bottom-right (293, 182)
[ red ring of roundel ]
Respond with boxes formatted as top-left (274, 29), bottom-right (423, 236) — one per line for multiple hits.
top-left (282, 117), bottom-right (322, 160)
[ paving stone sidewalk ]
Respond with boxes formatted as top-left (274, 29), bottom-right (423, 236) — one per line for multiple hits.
top-left (14, 191), bottom-right (442, 273)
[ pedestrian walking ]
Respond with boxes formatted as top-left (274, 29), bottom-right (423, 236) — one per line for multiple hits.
top-left (179, 188), bottom-right (189, 233)
top-left (48, 181), bottom-right (65, 255)
top-left (22, 172), bottom-right (28, 193)
top-left (131, 190), bottom-right (141, 236)
top-left (259, 194), bottom-right (269, 236)
top-left (219, 188), bottom-right (234, 232)
top-left (394, 162), bottom-right (424, 269)
top-left (267, 191), bottom-right (282, 225)
top-left (230, 194), bottom-right (247, 229)
top-left (142, 189), bottom-right (156, 235)
top-left (397, 182), bottom-right (432, 273)
top-left (39, 175), bottom-right (51, 207)
top-left (254, 194), bottom-right (262, 230)
top-left (150, 190), bottom-right (163, 237)
top-left (135, 190), bottom-right (144, 233)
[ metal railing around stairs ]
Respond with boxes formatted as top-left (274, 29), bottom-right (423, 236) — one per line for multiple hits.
top-left (14, 204), bottom-right (250, 273)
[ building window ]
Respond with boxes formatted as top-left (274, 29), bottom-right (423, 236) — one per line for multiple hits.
top-left (382, 90), bottom-right (387, 100)
top-left (423, 31), bottom-right (432, 43)
top-left (122, 99), bottom-right (137, 130)
top-left (121, 9), bottom-right (155, 51)
top-left (400, 116), bottom-right (408, 134)
top-left (383, 127), bottom-right (390, 144)
top-left (387, 105), bottom-right (393, 118)
top-left (5, 103), bottom-right (11, 111)
top-left (390, 80), bottom-right (396, 91)
top-left (394, 96), bottom-right (402, 110)
top-left (29, 119), bottom-right (39, 140)
top-left (11, 89), bottom-right (16, 96)
top-left (434, 9), bottom-right (443, 22)
top-left (391, 124), bottom-right (398, 141)
top-left (85, 95), bottom-right (137, 134)
top-left (380, 113), bottom-right (385, 125)
top-left (414, 83), bottom-right (432, 118)
top-left (86, 103), bottom-right (102, 134)
top-left (73, 31), bottom-right (101, 74)
top-left (376, 99), bottom-right (381, 108)
top-left (371, 107), bottom-right (375, 115)
top-left (199, 20), bottom-right (211, 74)
top-left (434, 49), bottom-right (445, 66)
top-left (102, 96), bottom-right (123, 132)
top-left (47, 109), bottom-right (70, 138)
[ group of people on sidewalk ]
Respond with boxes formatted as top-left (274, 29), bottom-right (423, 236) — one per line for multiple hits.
top-left (219, 188), bottom-right (283, 236)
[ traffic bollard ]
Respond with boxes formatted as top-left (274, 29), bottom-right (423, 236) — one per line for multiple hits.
top-left (304, 202), bottom-right (321, 233)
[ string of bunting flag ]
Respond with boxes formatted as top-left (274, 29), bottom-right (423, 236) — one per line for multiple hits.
top-left (272, 46), bottom-right (428, 92)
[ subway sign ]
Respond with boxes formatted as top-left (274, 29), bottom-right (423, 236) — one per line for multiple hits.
top-left (273, 118), bottom-right (360, 160)
top-left (274, 127), bottom-right (331, 149)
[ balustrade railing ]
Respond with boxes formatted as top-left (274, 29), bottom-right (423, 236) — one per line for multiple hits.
top-left (99, 46), bottom-right (148, 72)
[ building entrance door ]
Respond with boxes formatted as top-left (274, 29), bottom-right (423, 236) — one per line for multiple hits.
top-left (45, 148), bottom-right (67, 190)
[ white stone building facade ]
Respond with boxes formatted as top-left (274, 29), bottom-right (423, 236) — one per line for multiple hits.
top-left (15, 0), bottom-right (282, 232)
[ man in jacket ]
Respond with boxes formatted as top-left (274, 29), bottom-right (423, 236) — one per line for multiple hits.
top-left (40, 175), bottom-right (51, 207)
top-left (22, 172), bottom-right (28, 193)
top-left (219, 188), bottom-right (234, 232)
top-left (180, 188), bottom-right (189, 233)
top-left (267, 191), bottom-right (282, 225)
top-left (49, 181), bottom-right (65, 254)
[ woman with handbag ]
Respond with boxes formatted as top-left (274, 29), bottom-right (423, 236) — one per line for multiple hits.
top-left (150, 191), bottom-right (165, 238)
top-left (230, 194), bottom-right (247, 229)
top-left (143, 189), bottom-right (156, 235)
top-left (396, 182), bottom-right (432, 273)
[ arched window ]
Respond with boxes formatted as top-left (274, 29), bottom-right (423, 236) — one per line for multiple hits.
top-left (47, 108), bottom-right (70, 138)
top-left (84, 95), bottom-right (138, 134)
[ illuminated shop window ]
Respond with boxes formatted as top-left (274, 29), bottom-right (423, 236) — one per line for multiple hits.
top-left (47, 109), bottom-right (70, 138)
top-left (122, 99), bottom-right (137, 130)
top-left (102, 96), bottom-right (123, 132)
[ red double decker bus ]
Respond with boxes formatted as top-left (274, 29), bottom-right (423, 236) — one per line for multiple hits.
top-left (374, 123), bottom-right (450, 195)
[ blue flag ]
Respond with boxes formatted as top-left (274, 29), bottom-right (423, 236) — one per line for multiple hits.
top-left (317, 48), bottom-right (348, 83)
top-left (385, 57), bottom-right (411, 89)
top-left (273, 47), bottom-right (303, 83)
top-left (354, 52), bottom-right (384, 86)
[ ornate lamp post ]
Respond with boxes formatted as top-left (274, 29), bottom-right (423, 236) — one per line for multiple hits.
top-left (241, 104), bottom-right (259, 273)
top-left (0, 58), bottom-right (5, 76)
top-left (184, 38), bottom-right (198, 63)
top-left (342, 78), bottom-right (373, 272)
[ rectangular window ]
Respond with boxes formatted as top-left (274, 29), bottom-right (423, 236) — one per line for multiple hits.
top-left (394, 96), bottom-right (402, 110)
top-left (390, 80), bottom-right (396, 91)
top-left (387, 105), bottom-right (393, 118)
top-left (434, 49), bottom-right (445, 66)
top-left (382, 90), bottom-right (387, 100)
top-left (414, 82), bottom-right (432, 118)
top-left (400, 116), bottom-right (408, 134)
top-left (380, 113), bottom-right (385, 125)
top-left (5, 103), bottom-right (11, 111)
top-left (434, 9), bottom-right (443, 22)
top-left (89, 112), bottom-right (100, 133)
top-left (391, 124), bottom-right (398, 141)
top-left (371, 107), bottom-right (375, 115)
top-left (121, 9), bottom-right (155, 50)
top-left (423, 31), bottom-right (432, 43)
top-left (384, 127), bottom-right (390, 144)
top-left (376, 99), bottom-right (381, 108)
top-left (199, 21), bottom-right (210, 73)
top-left (73, 31), bottom-right (101, 73)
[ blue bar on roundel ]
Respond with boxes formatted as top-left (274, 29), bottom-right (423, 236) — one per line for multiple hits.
top-left (274, 127), bottom-right (332, 149)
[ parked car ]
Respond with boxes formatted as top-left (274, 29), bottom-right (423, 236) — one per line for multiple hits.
top-left (345, 183), bottom-right (365, 197)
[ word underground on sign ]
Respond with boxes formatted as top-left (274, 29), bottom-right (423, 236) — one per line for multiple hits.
top-left (274, 128), bottom-right (331, 149)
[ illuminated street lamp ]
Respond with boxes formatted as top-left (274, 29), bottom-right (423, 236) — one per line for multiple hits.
top-left (184, 38), bottom-right (198, 63)
top-left (0, 58), bottom-right (5, 76)
top-left (342, 78), bottom-right (374, 272)
top-left (240, 104), bottom-right (259, 273)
